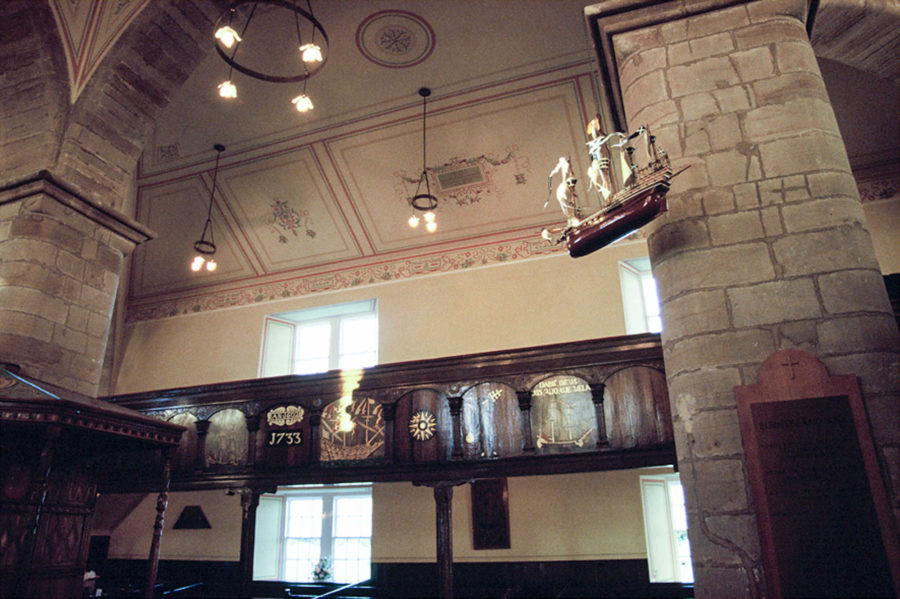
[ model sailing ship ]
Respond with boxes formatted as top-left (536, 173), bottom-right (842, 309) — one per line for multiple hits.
top-left (542, 118), bottom-right (687, 258)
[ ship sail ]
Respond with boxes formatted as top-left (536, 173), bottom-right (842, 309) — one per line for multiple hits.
top-left (542, 122), bottom-right (687, 258)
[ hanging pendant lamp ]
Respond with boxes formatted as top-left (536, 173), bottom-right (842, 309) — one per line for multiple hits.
top-left (190, 144), bottom-right (225, 273)
top-left (408, 87), bottom-right (438, 232)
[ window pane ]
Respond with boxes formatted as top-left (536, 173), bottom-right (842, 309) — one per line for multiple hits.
top-left (295, 322), bottom-right (331, 360)
top-left (334, 496), bottom-right (372, 537)
top-left (287, 498), bottom-right (323, 537)
top-left (340, 316), bottom-right (377, 358)
top-left (333, 537), bottom-right (371, 583)
top-left (284, 538), bottom-right (320, 582)
top-left (294, 357), bottom-right (331, 375)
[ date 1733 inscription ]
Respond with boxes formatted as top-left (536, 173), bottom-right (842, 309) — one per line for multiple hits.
top-left (268, 431), bottom-right (302, 446)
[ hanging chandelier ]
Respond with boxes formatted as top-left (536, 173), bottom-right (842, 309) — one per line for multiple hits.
top-left (213, 0), bottom-right (328, 112)
top-left (190, 144), bottom-right (225, 273)
top-left (407, 87), bottom-right (438, 233)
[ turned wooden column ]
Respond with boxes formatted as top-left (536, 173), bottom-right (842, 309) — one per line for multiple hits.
top-left (195, 419), bottom-right (210, 471)
top-left (416, 480), bottom-right (468, 599)
top-left (145, 447), bottom-right (174, 599)
top-left (516, 390), bottom-right (535, 452)
top-left (434, 483), bottom-right (455, 599)
top-left (447, 396), bottom-right (464, 459)
top-left (590, 382), bottom-right (610, 448)
top-left (239, 488), bottom-right (261, 598)
top-left (381, 401), bottom-right (397, 462)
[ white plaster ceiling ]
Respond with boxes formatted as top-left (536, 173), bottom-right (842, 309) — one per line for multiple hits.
top-left (49, 1), bottom-right (900, 320)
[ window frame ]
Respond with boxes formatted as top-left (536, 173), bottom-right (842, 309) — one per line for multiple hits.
top-left (259, 299), bottom-right (378, 377)
top-left (640, 472), bottom-right (693, 584)
top-left (254, 484), bottom-right (373, 584)
top-left (619, 257), bottom-right (662, 334)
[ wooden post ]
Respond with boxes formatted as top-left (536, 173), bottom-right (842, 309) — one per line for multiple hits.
top-left (195, 419), bottom-right (210, 471)
top-left (381, 401), bottom-right (397, 463)
top-left (434, 483), bottom-right (454, 599)
top-left (145, 447), bottom-right (174, 599)
top-left (447, 396), bottom-right (464, 459)
top-left (516, 390), bottom-right (535, 452)
top-left (239, 488), bottom-right (261, 598)
top-left (590, 382), bottom-right (610, 448)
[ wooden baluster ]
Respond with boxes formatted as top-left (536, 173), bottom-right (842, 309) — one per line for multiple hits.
top-left (590, 382), bottom-right (610, 448)
top-left (145, 447), bottom-right (174, 599)
top-left (447, 396), bottom-right (464, 459)
top-left (516, 390), bottom-right (535, 452)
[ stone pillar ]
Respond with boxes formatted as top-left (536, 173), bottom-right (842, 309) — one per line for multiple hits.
top-left (0, 173), bottom-right (154, 396)
top-left (589, 1), bottom-right (900, 597)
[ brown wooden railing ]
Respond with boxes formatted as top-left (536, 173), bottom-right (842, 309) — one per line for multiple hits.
top-left (103, 333), bottom-right (675, 492)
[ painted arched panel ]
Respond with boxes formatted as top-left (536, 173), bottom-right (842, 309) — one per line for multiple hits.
top-left (462, 382), bottom-right (524, 459)
top-left (603, 366), bottom-right (672, 449)
top-left (167, 412), bottom-right (198, 472)
top-left (320, 396), bottom-right (385, 462)
top-left (393, 389), bottom-right (452, 463)
top-left (530, 375), bottom-right (597, 454)
top-left (206, 408), bottom-right (248, 467)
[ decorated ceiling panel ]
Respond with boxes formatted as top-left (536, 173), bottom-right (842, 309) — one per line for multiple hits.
top-left (216, 148), bottom-right (362, 270)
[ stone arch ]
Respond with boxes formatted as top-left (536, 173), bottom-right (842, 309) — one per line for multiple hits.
top-left (0, 0), bottom-right (219, 208)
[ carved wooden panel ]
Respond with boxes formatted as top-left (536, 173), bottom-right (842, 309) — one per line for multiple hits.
top-left (393, 389), bottom-right (453, 463)
top-left (603, 366), bottom-right (672, 449)
top-left (320, 396), bottom-right (385, 462)
top-left (530, 375), bottom-right (597, 453)
top-left (167, 412), bottom-right (199, 472)
top-left (258, 404), bottom-right (310, 468)
top-left (462, 383), bottom-right (524, 459)
top-left (206, 409), bottom-right (249, 467)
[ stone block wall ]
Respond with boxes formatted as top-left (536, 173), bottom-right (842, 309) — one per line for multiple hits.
top-left (596, 0), bottom-right (900, 596)
top-left (0, 175), bottom-right (152, 395)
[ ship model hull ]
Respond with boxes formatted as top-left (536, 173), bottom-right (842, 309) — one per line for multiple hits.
top-left (566, 166), bottom-right (673, 258)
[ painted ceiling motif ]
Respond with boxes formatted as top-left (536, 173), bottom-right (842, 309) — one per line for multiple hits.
top-left (49, 0), bottom-right (151, 102)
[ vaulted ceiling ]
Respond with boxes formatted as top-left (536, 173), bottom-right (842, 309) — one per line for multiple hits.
top-left (49, 0), bottom-right (899, 321)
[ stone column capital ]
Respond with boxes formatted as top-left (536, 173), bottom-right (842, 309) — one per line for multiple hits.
top-left (585, 0), bottom-right (813, 131)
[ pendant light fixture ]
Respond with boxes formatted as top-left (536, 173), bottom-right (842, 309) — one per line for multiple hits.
top-left (190, 144), bottom-right (225, 273)
top-left (213, 0), bottom-right (328, 111)
top-left (408, 87), bottom-right (438, 232)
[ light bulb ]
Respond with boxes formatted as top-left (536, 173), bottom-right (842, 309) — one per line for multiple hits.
top-left (425, 220), bottom-right (437, 233)
top-left (191, 256), bottom-right (205, 272)
top-left (408, 214), bottom-right (420, 228)
top-left (214, 26), bottom-right (242, 49)
top-left (291, 93), bottom-right (314, 112)
top-left (299, 43), bottom-right (323, 63)
top-left (218, 80), bottom-right (237, 99)
top-left (423, 211), bottom-right (435, 223)
top-left (206, 259), bottom-right (217, 272)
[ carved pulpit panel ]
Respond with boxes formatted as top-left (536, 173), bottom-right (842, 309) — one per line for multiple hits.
top-left (735, 349), bottom-right (899, 599)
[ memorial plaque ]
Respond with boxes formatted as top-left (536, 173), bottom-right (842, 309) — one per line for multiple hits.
top-left (736, 350), bottom-right (899, 599)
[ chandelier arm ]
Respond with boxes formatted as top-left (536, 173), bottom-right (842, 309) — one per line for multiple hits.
top-left (214, 0), bottom-right (328, 84)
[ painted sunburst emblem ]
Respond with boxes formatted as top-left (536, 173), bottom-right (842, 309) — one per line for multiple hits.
top-left (409, 409), bottom-right (437, 441)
